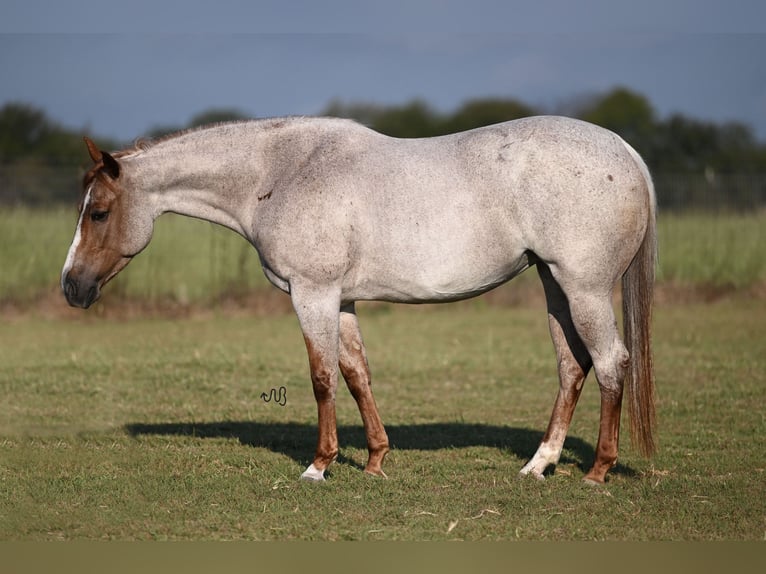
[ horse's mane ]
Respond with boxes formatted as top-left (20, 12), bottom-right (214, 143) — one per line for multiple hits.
top-left (112, 120), bottom-right (252, 157)
top-left (114, 117), bottom-right (330, 158)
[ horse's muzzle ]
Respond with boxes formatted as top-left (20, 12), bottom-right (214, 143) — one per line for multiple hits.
top-left (63, 274), bottom-right (100, 309)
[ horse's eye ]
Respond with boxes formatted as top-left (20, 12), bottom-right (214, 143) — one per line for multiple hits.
top-left (91, 210), bottom-right (109, 223)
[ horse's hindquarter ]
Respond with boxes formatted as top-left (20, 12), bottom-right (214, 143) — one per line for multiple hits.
top-left (506, 118), bottom-right (651, 283)
top-left (440, 117), bottom-right (653, 284)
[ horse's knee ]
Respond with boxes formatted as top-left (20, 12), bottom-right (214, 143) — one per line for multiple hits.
top-left (308, 349), bottom-right (337, 400)
top-left (303, 335), bottom-right (339, 401)
top-left (311, 370), bottom-right (337, 401)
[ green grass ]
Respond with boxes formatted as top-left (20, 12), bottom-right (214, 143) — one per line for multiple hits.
top-left (656, 211), bottom-right (766, 288)
top-left (1, 208), bottom-right (765, 306)
top-left (0, 207), bottom-right (269, 305)
top-left (1, 300), bottom-right (764, 540)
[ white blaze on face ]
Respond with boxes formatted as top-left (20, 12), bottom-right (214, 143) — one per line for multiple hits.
top-left (61, 186), bottom-right (93, 289)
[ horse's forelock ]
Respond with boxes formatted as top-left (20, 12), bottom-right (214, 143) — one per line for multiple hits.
top-left (78, 162), bottom-right (125, 212)
top-left (79, 166), bottom-right (101, 210)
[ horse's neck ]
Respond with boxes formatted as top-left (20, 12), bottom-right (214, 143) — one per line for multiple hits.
top-left (127, 122), bottom-right (298, 239)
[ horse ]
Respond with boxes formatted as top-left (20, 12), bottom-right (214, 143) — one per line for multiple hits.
top-left (61, 115), bottom-right (656, 484)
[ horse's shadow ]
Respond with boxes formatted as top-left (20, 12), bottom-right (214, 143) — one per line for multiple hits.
top-left (125, 420), bottom-right (637, 478)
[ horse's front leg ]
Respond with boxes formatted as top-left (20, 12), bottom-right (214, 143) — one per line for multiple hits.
top-left (291, 285), bottom-right (342, 482)
top-left (339, 303), bottom-right (389, 477)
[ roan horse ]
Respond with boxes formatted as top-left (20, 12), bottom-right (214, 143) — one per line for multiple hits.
top-left (61, 115), bottom-right (656, 484)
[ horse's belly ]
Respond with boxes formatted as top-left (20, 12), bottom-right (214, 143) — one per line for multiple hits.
top-left (346, 248), bottom-right (532, 304)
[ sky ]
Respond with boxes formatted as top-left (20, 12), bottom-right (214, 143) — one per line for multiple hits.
top-left (1, 1), bottom-right (765, 143)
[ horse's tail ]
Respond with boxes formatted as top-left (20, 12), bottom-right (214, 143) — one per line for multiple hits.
top-left (621, 140), bottom-right (657, 458)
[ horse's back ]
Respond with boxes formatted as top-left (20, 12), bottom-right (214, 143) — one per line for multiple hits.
top-left (358, 115), bottom-right (649, 225)
top-left (359, 116), bottom-right (650, 280)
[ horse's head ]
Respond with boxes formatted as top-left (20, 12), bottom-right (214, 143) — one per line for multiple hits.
top-left (61, 137), bottom-right (154, 308)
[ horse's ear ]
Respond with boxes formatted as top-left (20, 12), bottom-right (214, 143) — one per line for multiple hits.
top-left (84, 137), bottom-right (101, 163)
top-left (101, 151), bottom-right (120, 179)
top-left (84, 137), bottom-right (120, 179)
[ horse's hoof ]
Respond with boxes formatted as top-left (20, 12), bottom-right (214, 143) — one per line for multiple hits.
top-left (364, 468), bottom-right (388, 479)
top-left (582, 476), bottom-right (604, 486)
top-left (300, 464), bottom-right (326, 482)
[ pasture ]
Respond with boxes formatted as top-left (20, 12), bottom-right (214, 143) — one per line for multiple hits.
top-left (1, 297), bottom-right (764, 540)
top-left (1, 207), bottom-right (765, 540)
top-left (2, 208), bottom-right (766, 307)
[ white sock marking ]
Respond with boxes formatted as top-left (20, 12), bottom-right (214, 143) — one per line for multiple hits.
top-left (519, 441), bottom-right (562, 479)
top-left (300, 463), bottom-right (326, 482)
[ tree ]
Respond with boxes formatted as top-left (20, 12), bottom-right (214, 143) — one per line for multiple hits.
top-left (188, 108), bottom-right (250, 128)
top-left (579, 87), bottom-right (655, 133)
top-left (324, 97), bottom-right (537, 137)
top-left (0, 102), bottom-right (54, 161)
top-left (2, 96), bottom-right (766, 207)
top-left (321, 99), bottom-right (385, 128)
top-left (577, 87), bottom-right (657, 163)
top-left (323, 99), bottom-right (441, 137)
top-left (368, 100), bottom-right (440, 138)
top-left (147, 108), bottom-right (251, 139)
top-left (653, 114), bottom-right (764, 173)
top-left (439, 98), bottom-right (537, 134)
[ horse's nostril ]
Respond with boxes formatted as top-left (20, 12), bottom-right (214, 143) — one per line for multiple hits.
top-left (64, 277), bottom-right (78, 300)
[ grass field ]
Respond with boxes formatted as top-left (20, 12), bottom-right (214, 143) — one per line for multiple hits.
top-left (1, 208), bottom-right (765, 306)
top-left (1, 299), bottom-right (764, 540)
top-left (2, 206), bottom-right (764, 540)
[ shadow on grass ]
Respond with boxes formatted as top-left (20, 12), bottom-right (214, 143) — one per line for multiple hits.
top-left (125, 420), bottom-right (637, 479)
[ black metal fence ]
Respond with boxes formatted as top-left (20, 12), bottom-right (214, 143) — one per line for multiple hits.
top-left (654, 172), bottom-right (766, 212)
top-left (0, 163), bottom-right (81, 206)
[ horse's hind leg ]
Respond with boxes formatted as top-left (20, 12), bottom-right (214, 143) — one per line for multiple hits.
top-left (520, 263), bottom-right (592, 480)
top-left (338, 303), bottom-right (390, 477)
top-left (556, 273), bottom-right (630, 484)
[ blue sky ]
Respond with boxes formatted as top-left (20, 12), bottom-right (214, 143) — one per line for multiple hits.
top-left (2, 1), bottom-right (765, 142)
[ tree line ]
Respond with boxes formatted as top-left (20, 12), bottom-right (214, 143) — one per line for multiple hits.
top-left (1, 87), bottom-right (765, 207)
